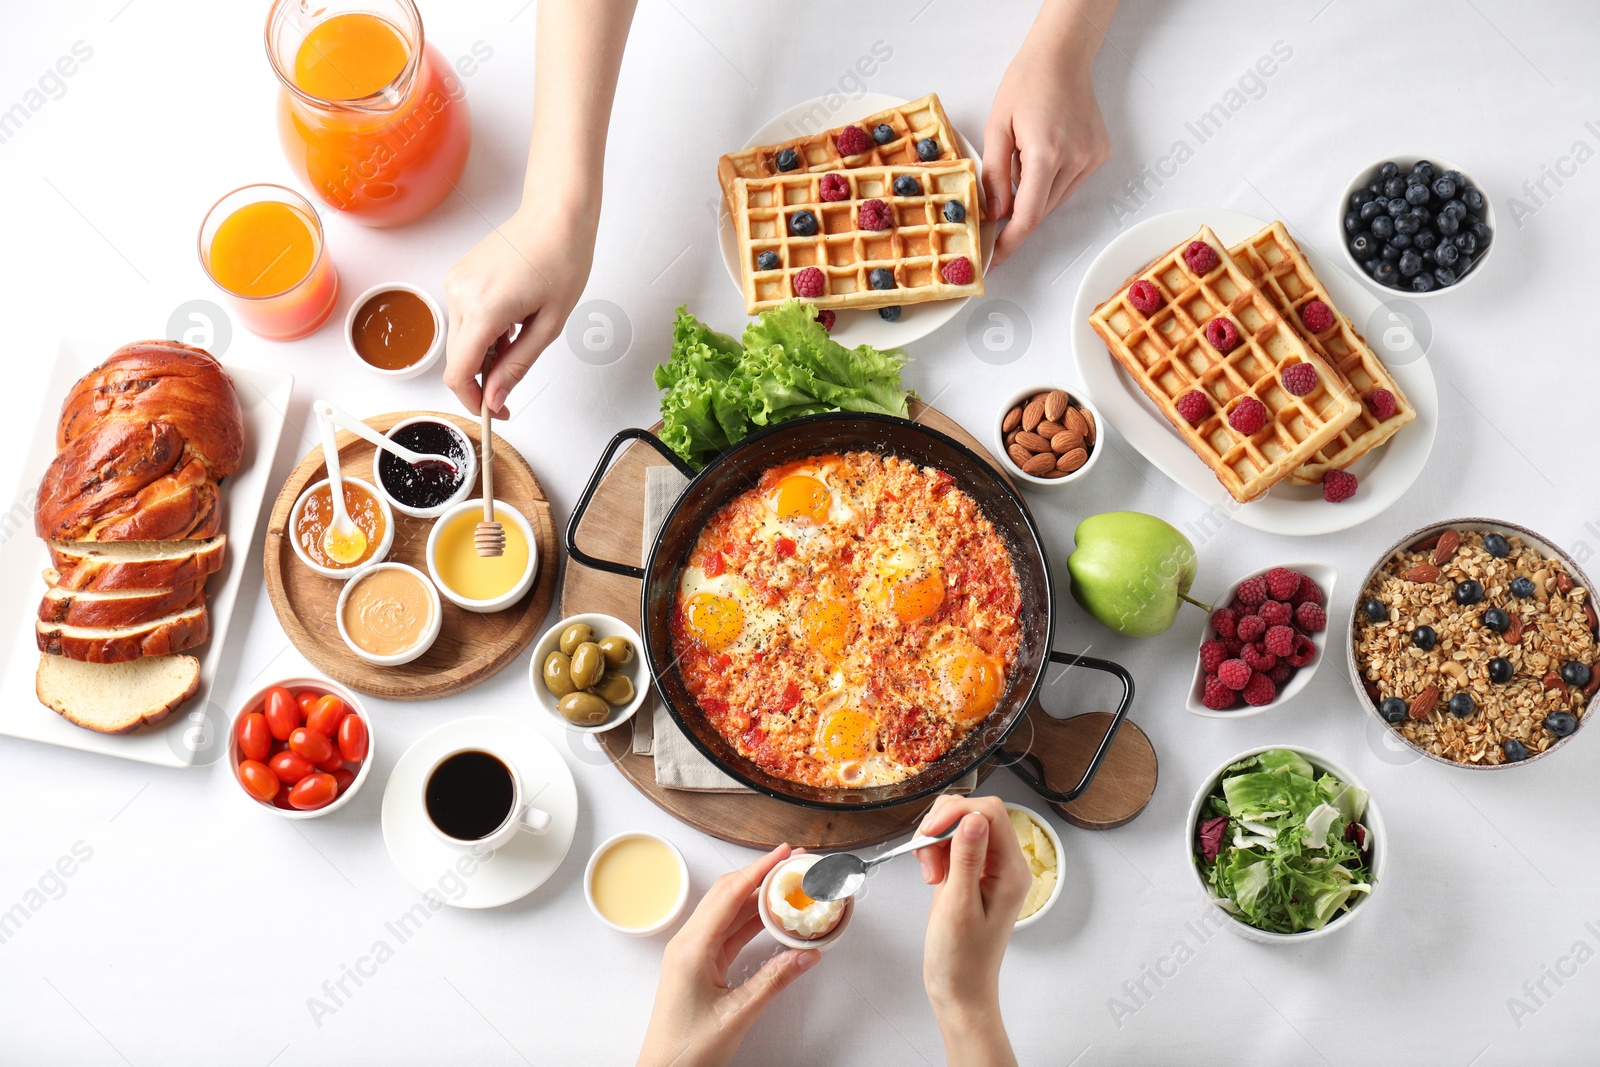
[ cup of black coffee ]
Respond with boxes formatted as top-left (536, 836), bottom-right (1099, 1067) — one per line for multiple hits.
top-left (422, 748), bottom-right (552, 848)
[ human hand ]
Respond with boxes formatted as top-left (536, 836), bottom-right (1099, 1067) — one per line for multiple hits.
top-left (638, 844), bottom-right (820, 1067)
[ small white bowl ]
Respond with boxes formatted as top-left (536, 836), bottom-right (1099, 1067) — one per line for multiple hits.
top-left (528, 613), bottom-right (648, 734)
top-left (1005, 803), bottom-right (1064, 931)
top-left (1185, 745), bottom-right (1385, 944)
top-left (288, 476), bottom-right (395, 581)
top-left (334, 562), bottom-right (442, 666)
top-left (424, 498), bottom-right (539, 613)
top-left (583, 831), bottom-right (690, 936)
top-left (372, 416), bottom-right (478, 520)
top-left (993, 385), bottom-right (1105, 491)
top-left (1186, 562), bottom-right (1339, 718)
top-left (229, 677), bottom-right (375, 820)
top-left (344, 281), bottom-right (445, 380)
top-left (1338, 154), bottom-right (1495, 300)
top-left (758, 853), bottom-right (855, 952)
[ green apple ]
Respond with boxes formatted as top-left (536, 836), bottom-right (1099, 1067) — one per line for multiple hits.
top-left (1068, 512), bottom-right (1201, 637)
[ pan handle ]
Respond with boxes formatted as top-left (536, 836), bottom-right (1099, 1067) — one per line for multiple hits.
top-left (998, 650), bottom-right (1135, 804)
top-left (565, 428), bottom-right (694, 581)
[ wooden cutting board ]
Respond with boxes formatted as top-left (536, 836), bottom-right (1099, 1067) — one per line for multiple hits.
top-left (264, 411), bottom-right (556, 701)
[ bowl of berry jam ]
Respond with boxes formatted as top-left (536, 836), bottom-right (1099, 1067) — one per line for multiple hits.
top-left (374, 416), bottom-right (477, 519)
top-left (1339, 156), bottom-right (1495, 298)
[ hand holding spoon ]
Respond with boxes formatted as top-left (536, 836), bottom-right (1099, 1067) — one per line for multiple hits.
top-left (316, 407), bottom-right (367, 565)
top-left (801, 821), bottom-right (962, 902)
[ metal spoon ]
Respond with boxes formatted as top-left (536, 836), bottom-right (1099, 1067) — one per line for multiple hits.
top-left (316, 407), bottom-right (367, 565)
top-left (316, 400), bottom-right (459, 477)
top-left (802, 821), bottom-right (962, 902)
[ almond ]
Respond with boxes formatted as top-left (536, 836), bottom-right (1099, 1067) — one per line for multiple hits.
top-left (1051, 430), bottom-right (1086, 455)
top-left (1409, 534), bottom-right (1441, 552)
top-left (1037, 419), bottom-right (1066, 440)
top-left (1505, 613), bottom-right (1524, 645)
top-left (1004, 429), bottom-right (1019, 448)
top-left (1080, 407), bottom-right (1097, 442)
top-left (1586, 603), bottom-right (1598, 634)
top-left (1544, 671), bottom-right (1564, 692)
top-left (1063, 408), bottom-right (1088, 438)
top-left (1586, 665), bottom-right (1600, 696)
top-left (1022, 397), bottom-right (1045, 432)
top-left (1015, 431), bottom-right (1053, 454)
top-left (1022, 452), bottom-right (1058, 477)
top-left (1007, 443), bottom-right (1032, 469)
top-left (1002, 405), bottom-right (1023, 434)
top-left (1408, 685), bottom-right (1439, 720)
top-left (1433, 529), bottom-right (1461, 566)
top-left (1044, 390), bottom-right (1070, 422)
top-left (1556, 572), bottom-right (1574, 596)
top-left (1056, 447), bottom-right (1089, 473)
top-left (1403, 564), bottom-right (1441, 584)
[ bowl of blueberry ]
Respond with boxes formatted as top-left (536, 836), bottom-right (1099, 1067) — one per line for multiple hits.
top-left (1340, 156), bottom-right (1494, 297)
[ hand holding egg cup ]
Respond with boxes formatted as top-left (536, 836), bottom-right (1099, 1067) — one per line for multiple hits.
top-left (529, 613), bottom-right (648, 733)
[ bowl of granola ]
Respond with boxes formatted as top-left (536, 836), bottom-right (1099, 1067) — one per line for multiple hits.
top-left (1347, 519), bottom-right (1598, 768)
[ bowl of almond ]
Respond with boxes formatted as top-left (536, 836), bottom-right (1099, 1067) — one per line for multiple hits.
top-left (995, 386), bottom-right (1102, 491)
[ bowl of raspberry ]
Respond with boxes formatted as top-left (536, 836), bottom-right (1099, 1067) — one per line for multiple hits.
top-left (1187, 563), bottom-right (1337, 718)
top-left (1339, 155), bottom-right (1495, 299)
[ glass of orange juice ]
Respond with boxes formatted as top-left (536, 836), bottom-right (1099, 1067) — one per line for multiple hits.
top-left (198, 183), bottom-right (339, 341)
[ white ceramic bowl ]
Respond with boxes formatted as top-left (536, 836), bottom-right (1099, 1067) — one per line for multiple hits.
top-left (1005, 803), bottom-right (1065, 930)
top-left (992, 385), bottom-right (1105, 492)
top-left (424, 498), bottom-right (539, 613)
top-left (288, 476), bottom-right (395, 581)
top-left (1185, 745), bottom-right (1385, 944)
top-left (528, 613), bottom-right (648, 734)
top-left (372, 416), bottom-right (478, 520)
top-left (758, 853), bottom-right (855, 952)
top-left (229, 677), bottom-right (375, 820)
top-left (583, 831), bottom-right (690, 936)
top-left (1186, 562), bottom-right (1339, 718)
top-left (343, 281), bottom-right (445, 380)
top-left (334, 562), bottom-right (442, 667)
top-left (1338, 154), bottom-right (1495, 300)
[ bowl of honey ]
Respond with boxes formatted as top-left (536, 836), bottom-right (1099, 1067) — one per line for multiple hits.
top-left (345, 282), bottom-right (443, 379)
top-left (290, 476), bottom-right (395, 580)
top-left (424, 499), bottom-right (538, 613)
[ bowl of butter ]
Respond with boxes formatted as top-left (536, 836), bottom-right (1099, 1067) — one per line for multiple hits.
top-left (1005, 803), bottom-right (1063, 929)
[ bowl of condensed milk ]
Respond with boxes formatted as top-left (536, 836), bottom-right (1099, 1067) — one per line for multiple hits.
top-left (336, 561), bottom-right (442, 666)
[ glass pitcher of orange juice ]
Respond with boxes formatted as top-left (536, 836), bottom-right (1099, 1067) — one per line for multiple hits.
top-left (265, 0), bottom-right (470, 227)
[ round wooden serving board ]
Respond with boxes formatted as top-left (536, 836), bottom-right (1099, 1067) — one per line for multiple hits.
top-left (561, 400), bottom-right (1157, 849)
top-left (265, 411), bottom-right (556, 701)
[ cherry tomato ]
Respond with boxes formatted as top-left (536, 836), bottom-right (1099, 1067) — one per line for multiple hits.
top-left (337, 713), bottom-right (368, 762)
top-left (296, 691), bottom-right (319, 715)
top-left (269, 750), bottom-right (316, 784)
top-left (237, 712), bottom-right (271, 762)
top-left (288, 772), bottom-right (338, 810)
top-left (306, 694), bottom-right (348, 738)
top-left (288, 727), bottom-right (335, 764)
top-left (331, 767), bottom-right (357, 794)
top-left (272, 787), bottom-right (297, 810)
top-left (264, 686), bottom-right (301, 741)
top-left (238, 759), bottom-right (278, 802)
top-left (270, 738), bottom-right (289, 756)
top-left (316, 754), bottom-right (345, 774)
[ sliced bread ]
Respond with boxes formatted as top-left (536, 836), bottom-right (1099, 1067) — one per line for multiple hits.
top-left (36, 652), bottom-right (200, 733)
top-left (49, 536), bottom-right (226, 592)
top-left (36, 599), bottom-right (209, 664)
top-left (39, 568), bottom-right (208, 629)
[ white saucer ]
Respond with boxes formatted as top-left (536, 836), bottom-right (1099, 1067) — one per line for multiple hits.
top-left (1070, 207), bottom-right (1439, 537)
top-left (380, 716), bottom-right (578, 909)
top-left (717, 92), bottom-right (995, 349)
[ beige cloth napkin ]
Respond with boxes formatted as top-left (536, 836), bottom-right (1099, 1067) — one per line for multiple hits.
top-left (633, 463), bottom-right (975, 795)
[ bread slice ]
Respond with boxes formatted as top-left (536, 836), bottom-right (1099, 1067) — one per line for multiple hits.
top-left (36, 653), bottom-right (200, 733)
top-left (36, 599), bottom-right (209, 663)
top-left (49, 536), bottom-right (225, 592)
top-left (38, 568), bottom-right (208, 629)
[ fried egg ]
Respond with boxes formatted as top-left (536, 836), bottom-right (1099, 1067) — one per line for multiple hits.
top-left (767, 856), bottom-right (845, 939)
top-left (866, 543), bottom-right (947, 625)
top-left (677, 568), bottom-right (780, 654)
top-left (766, 460), bottom-right (856, 528)
top-left (791, 579), bottom-right (858, 662)
top-left (928, 629), bottom-right (1007, 725)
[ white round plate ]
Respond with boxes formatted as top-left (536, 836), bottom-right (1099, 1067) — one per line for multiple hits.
top-left (381, 716), bottom-right (578, 909)
top-left (1070, 208), bottom-right (1439, 537)
top-left (717, 92), bottom-right (995, 349)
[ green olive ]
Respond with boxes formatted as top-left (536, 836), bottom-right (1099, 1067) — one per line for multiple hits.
top-left (542, 651), bottom-right (577, 698)
top-left (598, 635), bottom-right (635, 669)
top-left (558, 623), bottom-right (596, 657)
top-left (558, 691), bottom-right (612, 726)
top-left (589, 670), bottom-right (636, 707)
top-left (569, 641), bottom-right (605, 689)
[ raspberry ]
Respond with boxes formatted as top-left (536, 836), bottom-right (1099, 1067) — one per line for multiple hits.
top-left (792, 267), bottom-right (826, 298)
top-left (1228, 397), bottom-right (1268, 436)
top-left (1291, 574), bottom-right (1323, 607)
top-left (815, 309), bottom-right (836, 332)
top-left (1183, 240), bottom-right (1219, 275)
top-left (1222, 636), bottom-right (1244, 656)
top-left (1287, 633), bottom-right (1318, 667)
top-left (1258, 600), bottom-right (1292, 628)
top-left (835, 125), bottom-right (872, 157)
top-left (1218, 659), bottom-right (1252, 690)
top-left (858, 198), bottom-right (893, 231)
top-left (1300, 299), bottom-right (1335, 333)
top-left (1237, 614), bottom-right (1267, 643)
top-left (1242, 672), bottom-right (1278, 706)
top-left (1241, 642), bottom-right (1278, 673)
top-left (1199, 639), bottom-right (1230, 675)
top-left (1367, 388), bottom-right (1398, 421)
top-left (1267, 661), bottom-right (1296, 685)
top-left (1264, 568), bottom-right (1300, 601)
top-left (1236, 575), bottom-right (1270, 607)
top-left (1202, 676), bottom-right (1239, 710)
top-left (1129, 279), bottom-right (1161, 314)
top-left (941, 256), bottom-right (974, 285)
top-left (1265, 624), bottom-right (1296, 657)
top-left (1205, 317), bottom-right (1241, 352)
top-left (1210, 608), bottom-right (1238, 639)
top-left (819, 172), bottom-right (850, 202)
top-left (1323, 469), bottom-right (1357, 503)
top-left (1295, 601), bottom-right (1327, 633)
top-left (1281, 362), bottom-right (1318, 397)
top-left (1176, 390), bottom-right (1211, 425)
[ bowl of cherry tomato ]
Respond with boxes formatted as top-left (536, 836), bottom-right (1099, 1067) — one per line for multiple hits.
top-left (230, 678), bottom-right (373, 818)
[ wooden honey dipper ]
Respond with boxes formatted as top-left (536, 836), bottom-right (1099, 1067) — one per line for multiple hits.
top-left (475, 344), bottom-right (504, 558)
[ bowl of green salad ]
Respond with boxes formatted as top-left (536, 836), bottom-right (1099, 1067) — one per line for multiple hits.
top-left (1186, 746), bottom-right (1384, 943)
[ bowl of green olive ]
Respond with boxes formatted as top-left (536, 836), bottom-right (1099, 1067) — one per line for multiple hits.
top-left (529, 613), bottom-right (648, 733)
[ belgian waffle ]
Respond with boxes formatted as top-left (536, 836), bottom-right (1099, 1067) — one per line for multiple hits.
top-left (1088, 225), bottom-right (1362, 503)
top-left (718, 94), bottom-right (960, 215)
top-left (1229, 221), bottom-right (1416, 485)
top-left (733, 159), bottom-right (983, 315)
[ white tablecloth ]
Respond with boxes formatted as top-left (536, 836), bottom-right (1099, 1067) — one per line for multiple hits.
top-left (3, 1), bottom-right (1597, 1063)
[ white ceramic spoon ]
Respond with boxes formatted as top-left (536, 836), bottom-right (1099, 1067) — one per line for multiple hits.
top-left (316, 400), bottom-right (459, 477)
top-left (317, 407), bottom-right (368, 565)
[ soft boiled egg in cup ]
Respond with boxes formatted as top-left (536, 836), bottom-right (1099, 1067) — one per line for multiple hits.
top-left (759, 853), bottom-right (854, 952)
